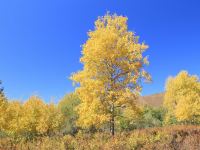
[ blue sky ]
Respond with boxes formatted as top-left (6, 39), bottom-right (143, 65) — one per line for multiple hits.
top-left (0, 0), bottom-right (200, 102)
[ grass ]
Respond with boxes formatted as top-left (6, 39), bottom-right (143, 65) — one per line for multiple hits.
top-left (0, 125), bottom-right (200, 150)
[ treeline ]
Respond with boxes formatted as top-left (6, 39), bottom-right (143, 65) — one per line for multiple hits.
top-left (0, 70), bottom-right (200, 142)
top-left (0, 87), bottom-right (165, 140)
top-left (0, 90), bottom-right (79, 140)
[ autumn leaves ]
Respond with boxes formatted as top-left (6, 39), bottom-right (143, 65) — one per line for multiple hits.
top-left (71, 14), bottom-right (151, 135)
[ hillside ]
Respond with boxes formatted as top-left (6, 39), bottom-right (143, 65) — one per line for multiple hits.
top-left (138, 93), bottom-right (164, 107)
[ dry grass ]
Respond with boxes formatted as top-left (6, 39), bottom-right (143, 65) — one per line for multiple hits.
top-left (138, 93), bottom-right (164, 107)
top-left (1, 125), bottom-right (200, 150)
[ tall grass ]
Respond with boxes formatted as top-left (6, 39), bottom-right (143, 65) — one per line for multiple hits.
top-left (0, 125), bottom-right (200, 150)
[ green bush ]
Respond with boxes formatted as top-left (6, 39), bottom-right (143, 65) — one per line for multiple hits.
top-left (119, 106), bottom-right (166, 131)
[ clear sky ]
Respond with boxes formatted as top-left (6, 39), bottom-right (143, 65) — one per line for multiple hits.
top-left (0, 0), bottom-right (200, 102)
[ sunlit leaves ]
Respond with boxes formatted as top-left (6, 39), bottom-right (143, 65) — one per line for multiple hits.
top-left (0, 96), bottom-right (64, 138)
top-left (164, 71), bottom-right (200, 124)
top-left (71, 13), bottom-right (150, 129)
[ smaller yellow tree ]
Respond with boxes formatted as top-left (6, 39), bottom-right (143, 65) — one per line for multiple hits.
top-left (22, 96), bottom-right (49, 136)
top-left (21, 96), bottom-right (64, 137)
top-left (46, 103), bottom-right (64, 135)
top-left (4, 101), bottom-right (24, 136)
top-left (164, 71), bottom-right (200, 124)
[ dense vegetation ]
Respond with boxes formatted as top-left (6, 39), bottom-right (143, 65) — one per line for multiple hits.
top-left (0, 14), bottom-right (200, 149)
top-left (1, 125), bottom-right (200, 150)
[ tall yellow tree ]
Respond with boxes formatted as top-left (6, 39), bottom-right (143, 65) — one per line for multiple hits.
top-left (164, 71), bottom-right (200, 124)
top-left (71, 13), bottom-right (150, 135)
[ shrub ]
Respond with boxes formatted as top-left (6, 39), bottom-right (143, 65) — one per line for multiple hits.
top-left (0, 125), bottom-right (200, 150)
top-left (118, 106), bottom-right (166, 131)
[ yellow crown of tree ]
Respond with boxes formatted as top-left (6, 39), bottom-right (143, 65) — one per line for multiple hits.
top-left (71, 13), bottom-right (151, 135)
top-left (164, 71), bottom-right (200, 124)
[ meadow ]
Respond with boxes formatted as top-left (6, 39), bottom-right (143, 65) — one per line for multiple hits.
top-left (0, 125), bottom-right (200, 149)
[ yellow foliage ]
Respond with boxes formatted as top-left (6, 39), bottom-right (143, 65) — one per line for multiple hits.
top-left (5, 101), bottom-right (24, 135)
top-left (164, 71), bottom-right (200, 123)
top-left (0, 96), bottom-right (64, 137)
top-left (71, 13), bottom-right (150, 129)
top-left (46, 103), bottom-right (64, 133)
top-left (21, 96), bottom-right (64, 135)
top-left (22, 96), bottom-right (49, 134)
top-left (0, 94), bottom-right (7, 131)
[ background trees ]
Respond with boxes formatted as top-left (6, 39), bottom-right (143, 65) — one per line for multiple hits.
top-left (71, 13), bottom-right (151, 135)
top-left (21, 96), bottom-right (64, 138)
top-left (118, 106), bottom-right (166, 131)
top-left (164, 71), bottom-right (200, 124)
top-left (0, 80), bottom-right (6, 104)
top-left (0, 81), bottom-right (7, 134)
top-left (5, 101), bottom-right (23, 137)
top-left (0, 81), bottom-right (5, 98)
top-left (58, 93), bottom-right (80, 134)
top-left (0, 95), bottom-right (64, 140)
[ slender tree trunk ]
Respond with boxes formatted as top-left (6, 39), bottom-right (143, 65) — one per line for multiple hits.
top-left (110, 104), bottom-right (115, 136)
top-left (111, 113), bottom-right (114, 136)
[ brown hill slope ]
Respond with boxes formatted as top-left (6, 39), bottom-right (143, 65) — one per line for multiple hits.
top-left (138, 93), bottom-right (164, 107)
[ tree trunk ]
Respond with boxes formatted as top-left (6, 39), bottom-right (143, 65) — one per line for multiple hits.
top-left (110, 104), bottom-right (115, 136)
